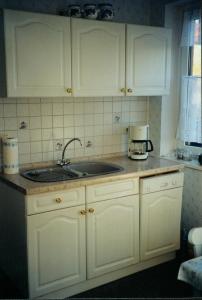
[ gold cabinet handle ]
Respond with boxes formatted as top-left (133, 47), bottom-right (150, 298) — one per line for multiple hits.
top-left (66, 88), bottom-right (72, 94)
top-left (120, 88), bottom-right (125, 93)
top-left (80, 209), bottom-right (87, 215)
top-left (88, 208), bottom-right (95, 213)
top-left (127, 88), bottom-right (133, 93)
top-left (55, 197), bottom-right (63, 203)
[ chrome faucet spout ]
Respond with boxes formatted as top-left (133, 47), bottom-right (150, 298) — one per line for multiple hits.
top-left (58, 138), bottom-right (82, 166)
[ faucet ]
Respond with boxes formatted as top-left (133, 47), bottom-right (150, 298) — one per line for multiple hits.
top-left (57, 138), bottom-right (82, 166)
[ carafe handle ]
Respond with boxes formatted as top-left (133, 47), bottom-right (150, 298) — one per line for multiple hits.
top-left (146, 140), bottom-right (153, 152)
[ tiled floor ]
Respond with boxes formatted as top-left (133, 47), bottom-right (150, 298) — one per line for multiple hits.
top-left (0, 259), bottom-right (193, 299)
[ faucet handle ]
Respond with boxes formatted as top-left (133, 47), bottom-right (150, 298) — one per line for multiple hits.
top-left (57, 159), bottom-right (70, 166)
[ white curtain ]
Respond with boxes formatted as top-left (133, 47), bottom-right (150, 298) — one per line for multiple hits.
top-left (177, 76), bottom-right (201, 143)
top-left (177, 8), bottom-right (201, 143)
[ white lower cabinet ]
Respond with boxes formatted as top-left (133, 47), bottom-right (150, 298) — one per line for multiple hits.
top-left (27, 205), bottom-right (86, 298)
top-left (87, 195), bottom-right (139, 278)
top-left (24, 173), bottom-right (183, 298)
top-left (140, 173), bottom-right (183, 261)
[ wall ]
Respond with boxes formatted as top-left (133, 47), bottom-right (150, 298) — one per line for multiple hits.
top-left (0, 0), bottom-right (151, 25)
top-left (182, 167), bottom-right (202, 231)
top-left (0, 96), bottom-right (148, 165)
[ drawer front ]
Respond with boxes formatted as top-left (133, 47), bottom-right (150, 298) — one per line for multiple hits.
top-left (140, 172), bottom-right (184, 194)
top-left (86, 178), bottom-right (139, 203)
top-left (27, 187), bottom-right (85, 215)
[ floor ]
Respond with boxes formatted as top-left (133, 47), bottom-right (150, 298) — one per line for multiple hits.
top-left (0, 258), bottom-right (194, 299)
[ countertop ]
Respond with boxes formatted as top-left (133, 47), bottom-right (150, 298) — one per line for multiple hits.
top-left (0, 156), bottom-right (184, 195)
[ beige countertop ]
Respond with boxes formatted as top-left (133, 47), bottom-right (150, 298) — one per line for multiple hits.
top-left (0, 156), bottom-right (184, 195)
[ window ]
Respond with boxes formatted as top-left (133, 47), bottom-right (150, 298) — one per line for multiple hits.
top-left (177, 9), bottom-right (201, 146)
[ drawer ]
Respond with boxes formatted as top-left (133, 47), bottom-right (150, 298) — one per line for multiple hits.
top-left (26, 187), bottom-right (85, 215)
top-left (86, 178), bottom-right (139, 203)
top-left (140, 172), bottom-right (184, 194)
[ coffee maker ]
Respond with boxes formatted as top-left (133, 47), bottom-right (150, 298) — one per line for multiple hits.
top-left (128, 125), bottom-right (153, 160)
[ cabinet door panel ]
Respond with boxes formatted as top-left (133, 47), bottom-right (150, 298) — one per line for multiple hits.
top-left (27, 206), bottom-right (86, 298)
top-left (4, 10), bottom-right (71, 97)
top-left (126, 25), bottom-right (171, 96)
top-left (72, 18), bottom-right (125, 97)
top-left (140, 188), bottom-right (182, 261)
top-left (87, 195), bottom-right (139, 278)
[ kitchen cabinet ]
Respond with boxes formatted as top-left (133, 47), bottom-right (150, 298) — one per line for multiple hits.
top-left (3, 9), bottom-right (172, 98)
top-left (0, 167), bottom-right (183, 299)
top-left (28, 205), bottom-right (86, 298)
top-left (87, 195), bottom-right (139, 278)
top-left (4, 10), bottom-right (71, 97)
top-left (71, 18), bottom-right (125, 97)
top-left (126, 25), bottom-right (171, 96)
top-left (140, 173), bottom-right (183, 261)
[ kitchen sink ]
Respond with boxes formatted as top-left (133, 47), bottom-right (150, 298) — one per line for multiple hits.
top-left (21, 161), bottom-right (123, 182)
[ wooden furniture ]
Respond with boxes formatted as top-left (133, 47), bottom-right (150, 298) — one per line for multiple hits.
top-left (2, 9), bottom-right (171, 97)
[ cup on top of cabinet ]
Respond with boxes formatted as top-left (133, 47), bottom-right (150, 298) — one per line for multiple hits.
top-left (98, 3), bottom-right (114, 20)
top-left (83, 4), bottom-right (99, 19)
top-left (68, 5), bottom-right (82, 18)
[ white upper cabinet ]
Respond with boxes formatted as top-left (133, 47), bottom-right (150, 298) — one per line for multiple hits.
top-left (3, 10), bottom-right (172, 98)
top-left (4, 10), bottom-right (71, 97)
top-left (126, 25), bottom-right (171, 96)
top-left (71, 18), bottom-right (125, 97)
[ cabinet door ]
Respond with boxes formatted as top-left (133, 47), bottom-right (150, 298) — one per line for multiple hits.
top-left (72, 18), bottom-right (125, 97)
top-left (140, 187), bottom-right (182, 261)
top-left (4, 10), bottom-right (71, 97)
top-left (87, 195), bottom-right (139, 279)
top-left (27, 205), bottom-right (86, 298)
top-left (126, 25), bottom-right (171, 96)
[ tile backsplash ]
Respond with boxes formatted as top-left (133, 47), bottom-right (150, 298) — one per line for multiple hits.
top-left (0, 96), bottom-right (148, 165)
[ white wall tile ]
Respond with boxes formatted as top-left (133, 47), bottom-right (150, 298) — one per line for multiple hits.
top-left (53, 128), bottom-right (63, 139)
top-left (41, 116), bottom-right (52, 128)
top-left (4, 118), bottom-right (17, 130)
top-left (0, 104), bottom-right (3, 117)
top-left (42, 140), bottom-right (53, 152)
top-left (30, 116), bottom-right (41, 129)
top-left (53, 116), bottom-right (63, 128)
top-left (3, 104), bottom-right (16, 117)
top-left (0, 118), bottom-right (4, 131)
top-left (64, 115), bottom-right (74, 127)
top-left (17, 104), bottom-right (29, 116)
top-left (74, 102), bottom-right (84, 114)
top-left (30, 129), bottom-right (42, 141)
top-left (42, 128), bottom-right (53, 140)
top-left (30, 141), bottom-right (42, 153)
top-left (29, 103), bottom-right (41, 116)
top-left (53, 103), bottom-right (63, 115)
top-left (41, 103), bottom-right (52, 116)
top-left (64, 127), bottom-right (74, 138)
top-left (64, 103), bottom-right (74, 115)
top-left (0, 97), bottom-right (148, 164)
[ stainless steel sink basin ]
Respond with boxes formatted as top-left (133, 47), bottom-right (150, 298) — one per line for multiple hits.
top-left (66, 161), bottom-right (123, 176)
top-left (21, 161), bottom-right (123, 182)
top-left (21, 166), bottom-right (79, 182)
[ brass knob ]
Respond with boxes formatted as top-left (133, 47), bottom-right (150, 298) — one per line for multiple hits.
top-left (66, 88), bottom-right (72, 94)
top-left (127, 88), bottom-right (133, 93)
top-left (120, 88), bottom-right (125, 93)
top-left (80, 210), bottom-right (87, 215)
top-left (88, 208), bottom-right (95, 213)
top-left (55, 197), bottom-right (63, 203)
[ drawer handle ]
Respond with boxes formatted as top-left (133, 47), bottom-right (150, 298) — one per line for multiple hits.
top-left (55, 197), bottom-right (63, 203)
top-left (88, 208), bottom-right (95, 213)
top-left (80, 210), bottom-right (87, 215)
